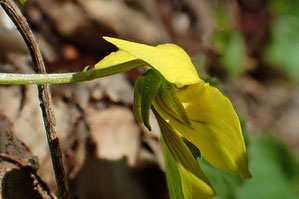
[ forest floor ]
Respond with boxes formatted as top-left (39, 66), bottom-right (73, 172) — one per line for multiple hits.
top-left (0, 0), bottom-right (298, 198)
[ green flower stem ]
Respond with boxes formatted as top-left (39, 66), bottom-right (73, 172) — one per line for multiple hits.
top-left (0, 59), bottom-right (146, 85)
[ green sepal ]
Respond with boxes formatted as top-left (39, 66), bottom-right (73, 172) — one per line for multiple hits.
top-left (161, 80), bottom-right (193, 129)
top-left (133, 74), bottom-right (144, 124)
top-left (140, 69), bottom-right (163, 131)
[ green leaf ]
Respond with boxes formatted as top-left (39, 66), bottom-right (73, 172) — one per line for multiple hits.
top-left (140, 69), bottom-right (163, 130)
top-left (264, 0), bottom-right (299, 83)
top-left (18, 0), bottom-right (28, 5)
top-left (237, 136), bottom-right (299, 199)
top-left (220, 32), bottom-right (246, 78)
top-left (264, 15), bottom-right (299, 83)
top-left (212, 5), bottom-right (246, 78)
top-left (161, 81), bottom-right (192, 128)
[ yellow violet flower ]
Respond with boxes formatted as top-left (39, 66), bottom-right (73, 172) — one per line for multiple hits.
top-left (153, 83), bottom-right (251, 178)
top-left (95, 37), bottom-right (251, 198)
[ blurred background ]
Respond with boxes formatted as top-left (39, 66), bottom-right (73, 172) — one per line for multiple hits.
top-left (0, 0), bottom-right (299, 198)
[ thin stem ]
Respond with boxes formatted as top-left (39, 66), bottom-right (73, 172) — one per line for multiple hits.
top-left (0, 0), bottom-right (68, 198)
top-left (0, 59), bottom-right (146, 84)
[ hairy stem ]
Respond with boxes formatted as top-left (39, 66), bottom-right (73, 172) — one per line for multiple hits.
top-left (0, 59), bottom-right (145, 84)
top-left (0, 0), bottom-right (68, 198)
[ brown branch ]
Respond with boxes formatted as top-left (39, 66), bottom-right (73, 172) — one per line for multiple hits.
top-left (0, 1), bottom-right (68, 198)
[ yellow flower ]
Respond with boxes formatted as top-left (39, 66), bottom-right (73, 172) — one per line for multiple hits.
top-left (95, 37), bottom-right (251, 198)
top-left (153, 82), bottom-right (251, 178)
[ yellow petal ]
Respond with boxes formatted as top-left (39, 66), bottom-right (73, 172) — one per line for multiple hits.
top-left (102, 36), bottom-right (201, 85)
top-left (153, 83), bottom-right (251, 178)
top-left (178, 164), bottom-right (214, 199)
top-left (94, 49), bottom-right (137, 69)
top-left (156, 112), bottom-right (215, 199)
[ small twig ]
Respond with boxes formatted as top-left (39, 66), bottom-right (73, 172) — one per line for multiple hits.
top-left (0, 0), bottom-right (68, 198)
